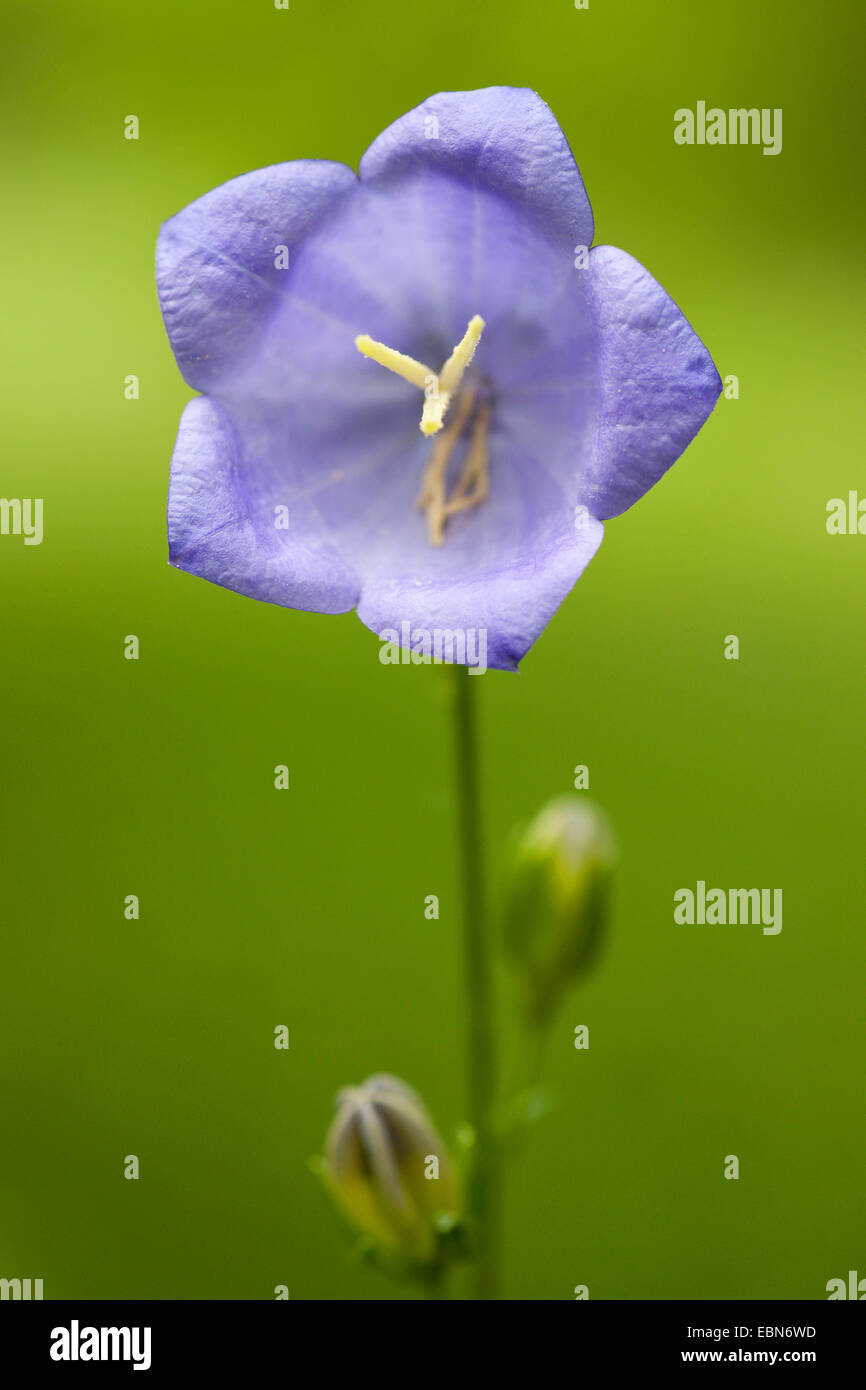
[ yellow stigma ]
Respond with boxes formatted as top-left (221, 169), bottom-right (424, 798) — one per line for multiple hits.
top-left (438, 315), bottom-right (485, 395)
top-left (354, 315), bottom-right (485, 436)
top-left (354, 315), bottom-right (490, 545)
top-left (353, 334), bottom-right (433, 393)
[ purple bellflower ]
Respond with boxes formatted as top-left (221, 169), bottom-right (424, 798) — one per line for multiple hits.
top-left (158, 88), bottom-right (720, 671)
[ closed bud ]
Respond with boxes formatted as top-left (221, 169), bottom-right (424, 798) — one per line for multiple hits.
top-left (502, 796), bottom-right (616, 1025)
top-left (323, 1074), bottom-right (461, 1266)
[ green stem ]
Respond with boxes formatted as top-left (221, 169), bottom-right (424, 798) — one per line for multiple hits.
top-left (526, 1023), bottom-right (549, 1093)
top-left (448, 664), bottom-right (499, 1299)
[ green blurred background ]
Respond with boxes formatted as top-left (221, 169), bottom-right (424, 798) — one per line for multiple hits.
top-left (1, 0), bottom-right (863, 1300)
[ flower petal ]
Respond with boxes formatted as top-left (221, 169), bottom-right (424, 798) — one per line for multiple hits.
top-left (181, 390), bottom-right (603, 669)
top-left (580, 245), bottom-right (721, 519)
top-left (156, 161), bottom-right (357, 393)
top-left (167, 396), bottom-right (359, 613)
top-left (360, 87), bottom-right (593, 250)
top-left (355, 430), bottom-right (604, 673)
top-left (221, 164), bottom-right (592, 416)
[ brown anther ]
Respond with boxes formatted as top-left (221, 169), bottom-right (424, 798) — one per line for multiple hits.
top-left (442, 404), bottom-right (492, 521)
top-left (415, 384), bottom-right (479, 546)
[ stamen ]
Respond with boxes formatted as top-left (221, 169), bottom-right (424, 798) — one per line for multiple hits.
top-left (442, 403), bottom-right (491, 521)
top-left (416, 385), bottom-right (477, 546)
top-left (353, 317), bottom-right (490, 545)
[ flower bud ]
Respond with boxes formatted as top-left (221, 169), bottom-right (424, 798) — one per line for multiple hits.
top-left (323, 1074), bottom-right (461, 1265)
top-left (502, 796), bottom-right (616, 1025)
